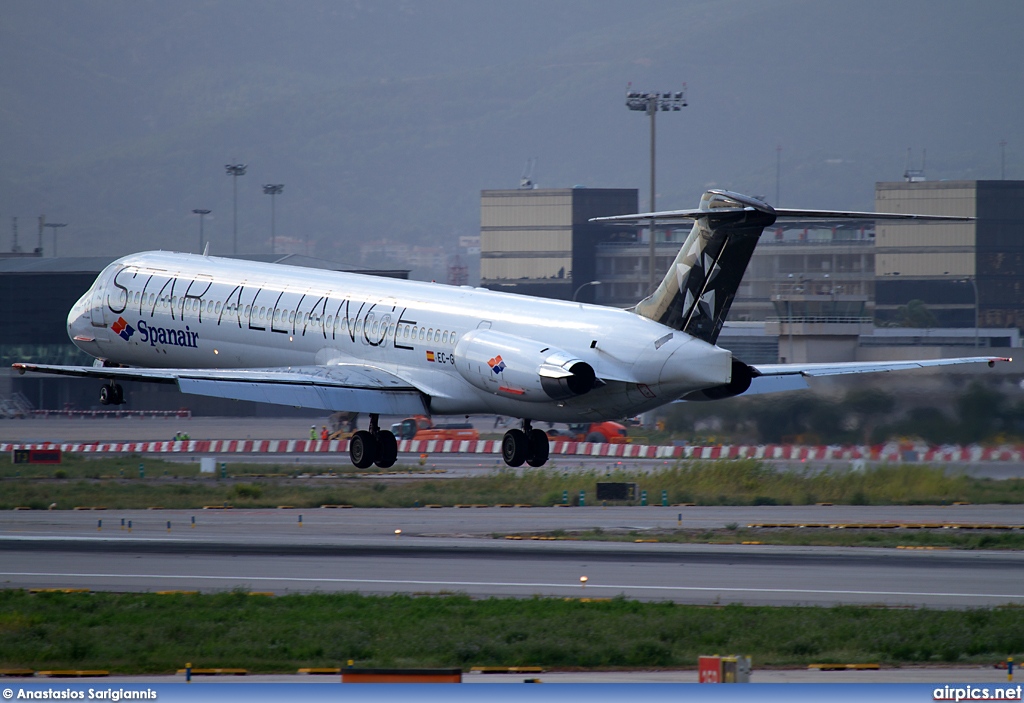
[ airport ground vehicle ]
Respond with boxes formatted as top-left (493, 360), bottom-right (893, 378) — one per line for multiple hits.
top-left (390, 415), bottom-right (479, 441)
top-left (548, 421), bottom-right (628, 444)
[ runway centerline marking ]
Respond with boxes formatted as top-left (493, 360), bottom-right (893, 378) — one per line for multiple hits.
top-left (1, 571), bottom-right (1021, 600)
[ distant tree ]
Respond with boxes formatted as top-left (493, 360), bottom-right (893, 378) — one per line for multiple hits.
top-left (1005, 399), bottom-right (1024, 438)
top-left (896, 299), bottom-right (937, 328)
top-left (806, 399), bottom-right (845, 442)
top-left (954, 381), bottom-right (1007, 443)
top-left (885, 406), bottom-right (956, 445)
top-left (662, 395), bottom-right (759, 441)
top-left (750, 392), bottom-right (828, 443)
top-left (842, 388), bottom-right (896, 443)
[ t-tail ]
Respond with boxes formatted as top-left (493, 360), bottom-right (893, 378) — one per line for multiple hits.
top-left (591, 189), bottom-right (973, 345)
top-left (632, 190), bottom-right (772, 343)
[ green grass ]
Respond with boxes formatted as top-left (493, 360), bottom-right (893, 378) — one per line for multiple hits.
top-left (0, 453), bottom-right (419, 480)
top-left (1, 590), bottom-right (1021, 672)
top-left (518, 527), bottom-right (1024, 550)
top-left (2, 458), bottom-right (1023, 510)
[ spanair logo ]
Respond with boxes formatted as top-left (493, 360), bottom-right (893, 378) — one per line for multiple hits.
top-left (111, 316), bottom-right (135, 341)
top-left (488, 355), bottom-right (506, 374)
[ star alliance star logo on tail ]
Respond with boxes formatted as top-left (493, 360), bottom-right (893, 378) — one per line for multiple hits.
top-left (487, 355), bottom-right (506, 374)
top-left (111, 316), bottom-right (135, 341)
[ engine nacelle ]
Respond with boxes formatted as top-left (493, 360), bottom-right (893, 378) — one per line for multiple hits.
top-left (679, 358), bottom-right (755, 401)
top-left (454, 329), bottom-right (595, 402)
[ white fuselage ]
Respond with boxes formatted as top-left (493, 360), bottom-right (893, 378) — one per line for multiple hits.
top-left (68, 252), bottom-right (733, 421)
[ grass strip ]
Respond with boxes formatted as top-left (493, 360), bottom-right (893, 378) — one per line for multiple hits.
top-left (1, 590), bottom-right (1021, 673)
top-left (2, 458), bottom-right (1023, 510)
top-left (0, 454), bottom-right (420, 480)
top-left (511, 528), bottom-right (1024, 551)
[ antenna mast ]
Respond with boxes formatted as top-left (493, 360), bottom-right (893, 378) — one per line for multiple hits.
top-left (903, 148), bottom-right (926, 182)
top-left (520, 158), bottom-right (537, 189)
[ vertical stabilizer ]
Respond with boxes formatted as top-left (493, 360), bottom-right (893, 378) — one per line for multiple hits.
top-left (632, 191), bottom-right (776, 344)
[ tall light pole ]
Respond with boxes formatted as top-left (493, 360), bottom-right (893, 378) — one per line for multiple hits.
top-left (43, 222), bottom-right (67, 257)
top-left (572, 280), bottom-right (601, 302)
top-left (192, 209), bottom-right (211, 253)
top-left (262, 184), bottom-right (284, 254)
top-left (225, 163), bottom-right (247, 255)
top-left (775, 144), bottom-right (782, 205)
top-left (626, 84), bottom-right (687, 291)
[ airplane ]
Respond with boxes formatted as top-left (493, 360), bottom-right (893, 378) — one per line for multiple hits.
top-left (14, 190), bottom-right (1010, 469)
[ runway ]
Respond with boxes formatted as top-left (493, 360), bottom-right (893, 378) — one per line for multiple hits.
top-left (2, 508), bottom-right (1022, 607)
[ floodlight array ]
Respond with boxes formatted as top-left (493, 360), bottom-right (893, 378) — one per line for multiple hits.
top-left (625, 89), bottom-right (687, 112)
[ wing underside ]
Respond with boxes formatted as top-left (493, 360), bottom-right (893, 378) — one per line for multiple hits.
top-left (13, 363), bottom-right (429, 415)
top-left (751, 356), bottom-right (1011, 378)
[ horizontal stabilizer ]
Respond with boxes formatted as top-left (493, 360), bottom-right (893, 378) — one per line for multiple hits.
top-left (590, 190), bottom-right (974, 225)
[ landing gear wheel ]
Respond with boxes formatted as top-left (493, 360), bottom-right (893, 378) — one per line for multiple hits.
top-left (526, 429), bottom-right (549, 467)
top-left (502, 428), bottom-right (530, 467)
top-left (99, 383), bottom-right (123, 406)
top-left (374, 430), bottom-right (398, 469)
top-left (349, 430), bottom-right (377, 469)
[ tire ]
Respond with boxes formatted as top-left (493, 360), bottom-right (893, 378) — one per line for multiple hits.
top-left (99, 385), bottom-right (112, 405)
top-left (349, 430), bottom-right (377, 469)
top-left (526, 428), bottom-right (549, 467)
top-left (112, 383), bottom-right (124, 405)
top-left (585, 431), bottom-right (605, 443)
top-left (502, 429), bottom-right (529, 467)
top-left (374, 430), bottom-right (398, 468)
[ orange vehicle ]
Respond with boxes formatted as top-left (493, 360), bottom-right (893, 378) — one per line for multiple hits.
top-left (390, 415), bottom-right (479, 442)
top-left (549, 421), bottom-right (629, 444)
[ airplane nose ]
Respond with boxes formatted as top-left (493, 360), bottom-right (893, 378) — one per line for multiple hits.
top-left (67, 293), bottom-right (98, 353)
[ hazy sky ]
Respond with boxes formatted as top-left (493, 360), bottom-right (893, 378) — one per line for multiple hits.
top-left (2, 0), bottom-right (1021, 262)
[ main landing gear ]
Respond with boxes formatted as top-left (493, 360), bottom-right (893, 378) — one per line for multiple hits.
top-left (502, 419), bottom-right (549, 468)
top-left (98, 382), bottom-right (124, 406)
top-left (348, 413), bottom-right (398, 469)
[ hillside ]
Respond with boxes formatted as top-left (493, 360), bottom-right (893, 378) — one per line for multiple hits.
top-left (1, 0), bottom-right (1020, 269)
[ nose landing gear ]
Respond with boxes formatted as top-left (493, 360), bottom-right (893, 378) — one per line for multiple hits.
top-left (502, 419), bottom-right (549, 468)
top-left (349, 413), bottom-right (398, 469)
top-left (99, 382), bottom-right (124, 406)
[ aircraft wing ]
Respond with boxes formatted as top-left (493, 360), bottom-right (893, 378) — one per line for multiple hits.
top-left (12, 362), bottom-right (429, 415)
top-left (751, 356), bottom-right (1011, 378)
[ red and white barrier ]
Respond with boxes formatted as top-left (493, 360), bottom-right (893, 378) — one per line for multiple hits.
top-left (3, 440), bottom-right (1024, 463)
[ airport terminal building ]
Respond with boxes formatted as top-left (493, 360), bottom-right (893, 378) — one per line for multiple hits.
top-left (479, 187), bottom-right (638, 303)
top-left (479, 180), bottom-right (1024, 366)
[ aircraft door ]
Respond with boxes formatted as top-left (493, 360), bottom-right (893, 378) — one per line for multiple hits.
top-left (89, 283), bottom-right (107, 327)
top-left (89, 265), bottom-right (121, 328)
